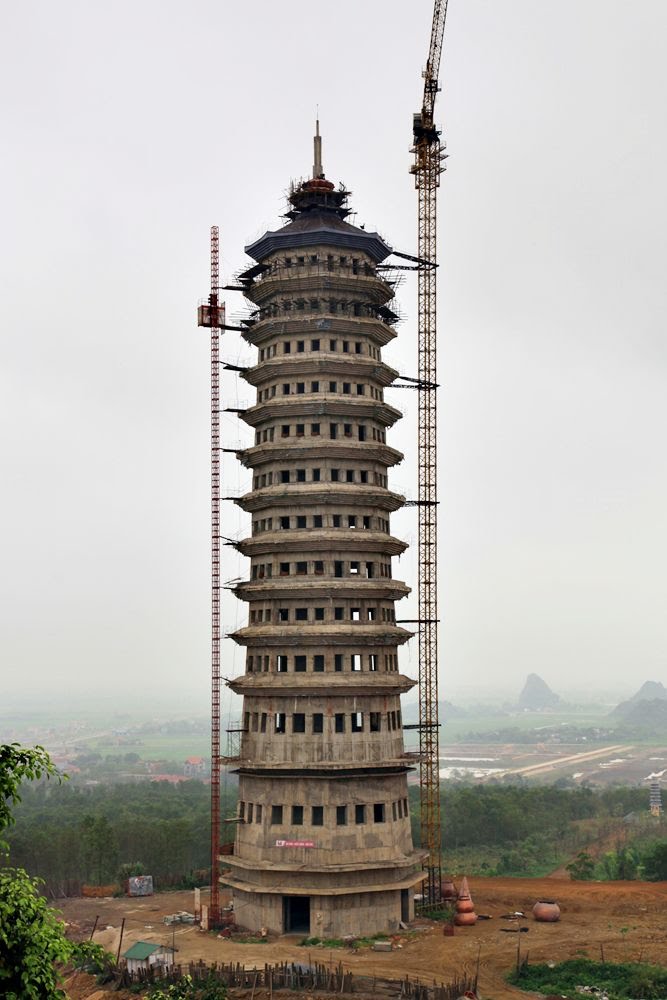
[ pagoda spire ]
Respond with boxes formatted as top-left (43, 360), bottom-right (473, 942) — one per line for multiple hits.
top-left (312, 117), bottom-right (323, 179)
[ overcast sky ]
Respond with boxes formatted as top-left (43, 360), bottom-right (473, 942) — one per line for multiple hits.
top-left (1, 0), bottom-right (666, 716)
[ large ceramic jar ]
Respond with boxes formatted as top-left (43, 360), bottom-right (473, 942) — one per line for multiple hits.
top-left (454, 911), bottom-right (477, 926)
top-left (532, 899), bottom-right (560, 922)
top-left (440, 878), bottom-right (458, 901)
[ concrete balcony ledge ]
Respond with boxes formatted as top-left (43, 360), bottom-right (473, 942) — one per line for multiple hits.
top-left (221, 871), bottom-right (427, 897)
top-left (234, 578), bottom-right (411, 602)
top-left (242, 356), bottom-right (400, 388)
top-left (237, 442), bottom-right (404, 471)
top-left (243, 269), bottom-right (396, 309)
top-left (229, 623), bottom-right (415, 647)
top-left (242, 316), bottom-right (398, 348)
top-left (236, 488), bottom-right (405, 515)
top-left (227, 673), bottom-right (416, 695)
top-left (239, 397), bottom-right (403, 427)
top-left (235, 762), bottom-right (415, 778)
top-left (237, 531), bottom-right (408, 558)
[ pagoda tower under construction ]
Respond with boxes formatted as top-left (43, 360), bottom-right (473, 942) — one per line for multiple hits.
top-left (224, 126), bottom-right (425, 936)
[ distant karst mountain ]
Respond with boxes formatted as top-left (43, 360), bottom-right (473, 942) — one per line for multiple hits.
top-left (627, 680), bottom-right (667, 704)
top-left (611, 680), bottom-right (667, 719)
top-left (612, 698), bottom-right (667, 733)
top-left (518, 673), bottom-right (561, 710)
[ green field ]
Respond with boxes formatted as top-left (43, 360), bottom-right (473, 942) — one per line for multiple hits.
top-left (84, 732), bottom-right (211, 763)
top-left (442, 709), bottom-right (610, 741)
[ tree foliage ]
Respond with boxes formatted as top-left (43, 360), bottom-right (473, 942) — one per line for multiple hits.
top-left (0, 743), bottom-right (61, 851)
top-left (510, 958), bottom-right (667, 1000)
top-left (642, 841), bottom-right (667, 881)
top-left (0, 866), bottom-right (72, 1000)
top-left (0, 743), bottom-right (71, 999)
top-left (6, 779), bottom-right (225, 892)
top-left (566, 850), bottom-right (596, 880)
top-left (5, 771), bottom-right (665, 890)
top-left (148, 973), bottom-right (227, 999)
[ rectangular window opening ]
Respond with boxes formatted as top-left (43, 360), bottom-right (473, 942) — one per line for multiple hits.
top-left (271, 805), bottom-right (283, 825)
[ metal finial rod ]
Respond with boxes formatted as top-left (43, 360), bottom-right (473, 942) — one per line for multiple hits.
top-left (313, 118), bottom-right (323, 178)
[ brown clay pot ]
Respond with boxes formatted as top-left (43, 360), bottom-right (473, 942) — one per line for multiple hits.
top-left (454, 911), bottom-right (477, 926)
top-left (442, 923), bottom-right (455, 936)
top-left (532, 899), bottom-right (560, 922)
top-left (440, 878), bottom-right (458, 901)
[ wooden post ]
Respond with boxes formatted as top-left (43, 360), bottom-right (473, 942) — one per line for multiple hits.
top-left (116, 918), bottom-right (126, 966)
top-left (89, 915), bottom-right (99, 941)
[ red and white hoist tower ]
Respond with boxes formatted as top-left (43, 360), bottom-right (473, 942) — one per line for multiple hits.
top-left (197, 227), bottom-right (225, 927)
top-left (410, 0), bottom-right (450, 906)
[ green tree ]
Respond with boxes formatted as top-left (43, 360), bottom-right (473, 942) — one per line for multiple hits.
top-left (0, 743), bottom-right (60, 852)
top-left (566, 850), bottom-right (595, 880)
top-left (117, 860), bottom-right (146, 883)
top-left (642, 841), bottom-right (667, 881)
top-left (598, 850), bottom-right (618, 880)
top-left (0, 743), bottom-right (72, 999)
top-left (80, 814), bottom-right (118, 885)
top-left (0, 867), bottom-right (72, 999)
top-left (615, 846), bottom-right (639, 881)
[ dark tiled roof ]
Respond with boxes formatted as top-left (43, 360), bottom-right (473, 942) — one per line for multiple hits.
top-left (246, 211), bottom-right (391, 264)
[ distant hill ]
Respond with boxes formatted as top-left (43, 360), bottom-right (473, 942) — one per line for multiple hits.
top-left (626, 680), bottom-right (667, 704)
top-left (611, 698), bottom-right (667, 733)
top-left (518, 673), bottom-right (561, 710)
top-left (611, 681), bottom-right (667, 721)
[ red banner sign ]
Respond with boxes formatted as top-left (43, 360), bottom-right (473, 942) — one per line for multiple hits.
top-left (275, 839), bottom-right (315, 848)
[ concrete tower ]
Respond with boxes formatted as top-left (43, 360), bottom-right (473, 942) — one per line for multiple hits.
top-left (223, 128), bottom-right (425, 936)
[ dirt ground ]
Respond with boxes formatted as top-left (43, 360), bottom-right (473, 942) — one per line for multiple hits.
top-left (58, 877), bottom-right (667, 1000)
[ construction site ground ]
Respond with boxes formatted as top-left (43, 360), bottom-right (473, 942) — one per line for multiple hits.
top-left (58, 876), bottom-right (667, 999)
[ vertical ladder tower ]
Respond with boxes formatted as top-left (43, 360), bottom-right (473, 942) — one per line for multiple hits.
top-left (197, 226), bottom-right (226, 926)
top-left (410, 0), bottom-right (450, 905)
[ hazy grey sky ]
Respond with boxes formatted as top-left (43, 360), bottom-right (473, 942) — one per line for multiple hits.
top-left (1, 1), bottom-right (666, 713)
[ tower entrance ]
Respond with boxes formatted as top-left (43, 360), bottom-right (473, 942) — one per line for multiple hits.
top-left (283, 895), bottom-right (310, 934)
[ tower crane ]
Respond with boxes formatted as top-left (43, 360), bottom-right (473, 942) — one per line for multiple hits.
top-left (197, 227), bottom-right (225, 927)
top-left (410, 0), bottom-right (449, 907)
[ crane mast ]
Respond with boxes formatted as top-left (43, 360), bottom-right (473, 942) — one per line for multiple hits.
top-left (197, 226), bottom-right (225, 927)
top-left (410, 0), bottom-right (449, 907)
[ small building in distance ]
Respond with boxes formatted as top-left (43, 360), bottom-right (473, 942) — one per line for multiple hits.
top-left (184, 755), bottom-right (208, 777)
top-left (122, 942), bottom-right (175, 974)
